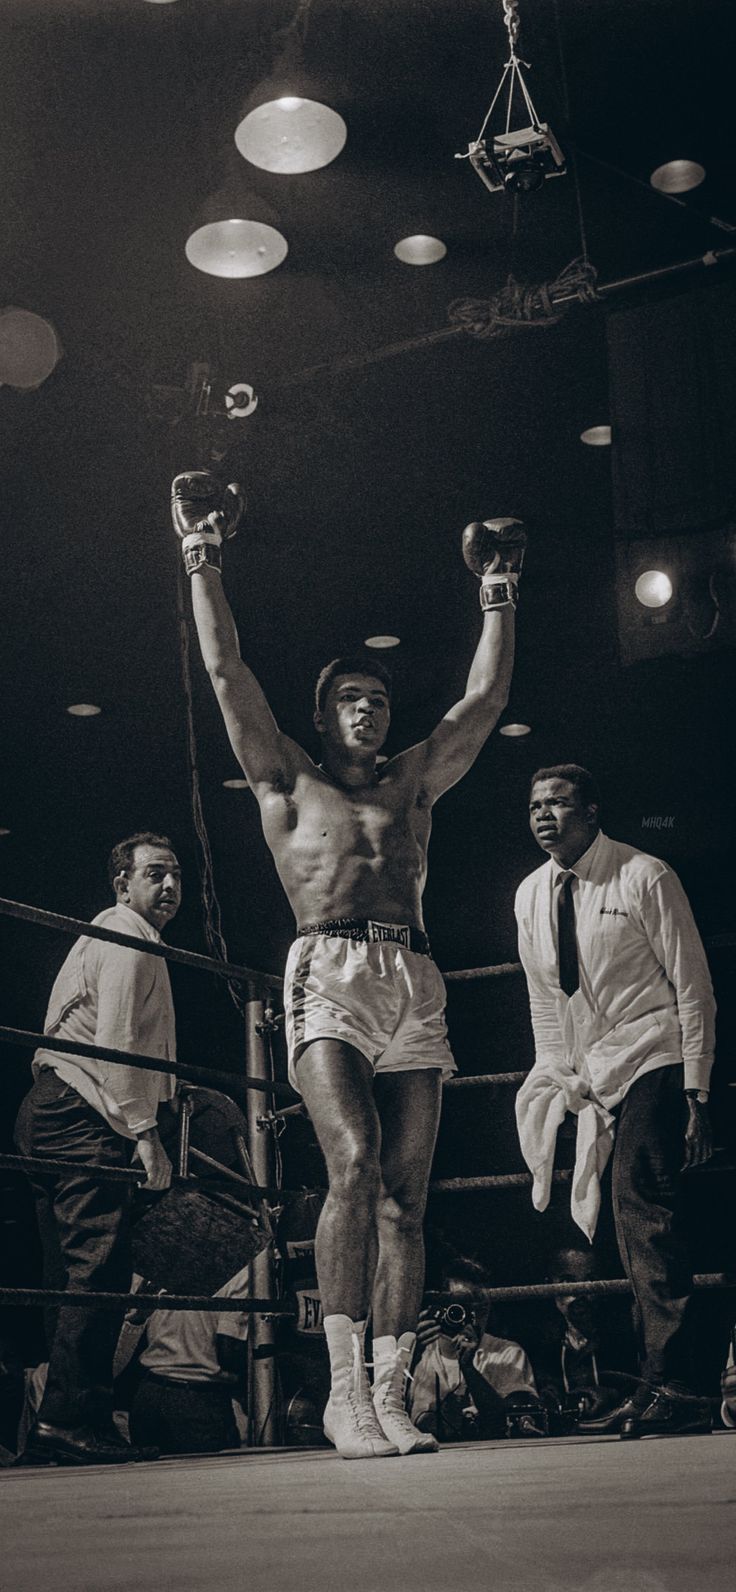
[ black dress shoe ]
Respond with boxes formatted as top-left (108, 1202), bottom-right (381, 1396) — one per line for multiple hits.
top-left (620, 1386), bottom-right (712, 1440)
top-left (23, 1421), bottom-right (157, 1466)
top-left (577, 1387), bottom-right (651, 1435)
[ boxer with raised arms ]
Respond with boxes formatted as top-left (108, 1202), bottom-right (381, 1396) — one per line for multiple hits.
top-left (171, 472), bottom-right (524, 1459)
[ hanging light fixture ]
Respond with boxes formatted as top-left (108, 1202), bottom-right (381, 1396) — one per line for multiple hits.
top-left (0, 307), bottom-right (62, 391)
top-left (650, 160), bottom-right (706, 194)
top-left (185, 183), bottom-right (288, 278)
top-left (236, 95), bottom-right (346, 175)
top-left (186, 218), bottom-right (288, 278)
top-left (235, 1), bottom-right (346, 175)
top-left (393, 235), bottom-right (447, 266)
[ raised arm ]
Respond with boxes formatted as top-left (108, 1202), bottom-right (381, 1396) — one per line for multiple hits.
top-left (394, 518), bottom-right (524, 801)
top-left (171, 472), bottom-right (300, 794)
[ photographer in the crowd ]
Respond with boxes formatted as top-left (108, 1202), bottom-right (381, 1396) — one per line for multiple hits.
top-left (408, 1259), bottom-right (546, 1442)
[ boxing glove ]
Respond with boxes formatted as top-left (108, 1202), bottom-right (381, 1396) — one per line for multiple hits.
top-left (171, 471), bottom-right (245, 577)
top-left (462, 518), bottom-right (526, 609)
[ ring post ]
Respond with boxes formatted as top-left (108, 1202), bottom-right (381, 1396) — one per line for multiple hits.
top-left (244, 985), bottom-right (278, 1446)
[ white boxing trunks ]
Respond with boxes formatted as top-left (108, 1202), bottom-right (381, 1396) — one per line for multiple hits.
top-left (284, 918), bottom-right (456, 1093)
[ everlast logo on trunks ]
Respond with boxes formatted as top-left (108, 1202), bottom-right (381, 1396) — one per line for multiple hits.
top-left (369, 921), bottom-right (410, 948)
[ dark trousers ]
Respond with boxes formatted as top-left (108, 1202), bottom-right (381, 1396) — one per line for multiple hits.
top-left (14, 1070), bottom-right (133, 1430)
top-left (612, 1064), bottom-right (695, 1389)
top-left (129, 1373), bottom-right (240, 1454)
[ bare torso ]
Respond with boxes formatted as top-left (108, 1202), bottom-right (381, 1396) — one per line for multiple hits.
top-left (259, 756), bottom-right (432, 929)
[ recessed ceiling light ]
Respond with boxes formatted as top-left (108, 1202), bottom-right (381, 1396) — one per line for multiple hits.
top-left (223, 777), bottom-right (249, 789)
top-left (499, 723), bottom-right (531, 738)
top-left (393, 235), bottom-right (447, 266)
top-left (185, 219), bottom-right (288, 278)
top-left (66, 703), bottom-right (102, 717)
top-left (364, 635), bottom-right (400, 649)
top-left (580, 425), bottom-right (611, 447)
top-left (650, 160), bottom-right (705, 194)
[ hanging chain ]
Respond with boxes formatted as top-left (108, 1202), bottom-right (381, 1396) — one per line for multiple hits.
top-left (503, 0), bottom-right (521, 56)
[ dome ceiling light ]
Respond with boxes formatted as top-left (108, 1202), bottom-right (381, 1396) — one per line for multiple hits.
top-left (185, 218), bottom-right (288, 278)
top-left (236, 96), bottom-right (346, 175)
top-left (650, 160), bottom-right (706, 194)
top-left (580, 425), bottom-right (612, 447)
top-left (393, 235), bottom-right (447, 266)
top-left (0, 307), bottom-right (62, 391)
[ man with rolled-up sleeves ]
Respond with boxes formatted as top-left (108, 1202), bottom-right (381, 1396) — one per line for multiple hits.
top-left (14, 832), bottom-right (181, 1464)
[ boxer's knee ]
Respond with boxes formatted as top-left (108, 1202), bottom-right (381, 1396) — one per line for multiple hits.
top-left (376, 1187), bottom-right (425, 1245)
top-left (328, 1147), bottom-right (382, 1212)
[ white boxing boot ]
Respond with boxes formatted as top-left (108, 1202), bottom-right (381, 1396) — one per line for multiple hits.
top-left (323, 1315), bottom-right (398, 1459)
top-left (372, 1333), bottom-right (439, 1454)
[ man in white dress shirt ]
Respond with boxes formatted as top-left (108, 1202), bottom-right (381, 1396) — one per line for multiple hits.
top-left (514, 765), bottom-right (715, 1438)
top-left (14, 833), bottom-right (181, 1464)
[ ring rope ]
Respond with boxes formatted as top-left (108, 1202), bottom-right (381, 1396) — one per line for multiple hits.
top-left (429, 1158), bottom-right (735, 1193)
top-left (445, 1070), bottom-right (529, 1090)
top-left (0, 1023), bottom-right (293, 1099)
top-left (5, 1152), bottom-right (728, 1199)
top-left (0, 896), bottom-right (283, 993)
top-left (444, 960), bottom-right (523, 981)
top-left (430, 1170), bottom-right (569, 1192)
top-left (0, 1153), bottom-right (144, 1184)
top-left (431, 1272), bottom-right (736, 1304)
top-left (0, 1273), bottom-right (732, 1313)
top-left (0, 1287), bottom-right (292, 1314)
top-left (260, 1075), bottom-right (530, 1128)
top-left (0, 1152), bottom-right (298, 1203)
top-left (443, 931), bottom-right (734, 980)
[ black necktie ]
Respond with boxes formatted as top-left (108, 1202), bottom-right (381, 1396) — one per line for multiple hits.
top-left (557, 872), bottom-right (579, 997)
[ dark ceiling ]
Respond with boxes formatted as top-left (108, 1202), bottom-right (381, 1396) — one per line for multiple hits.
top-left (1, 0), bottom-right (734, 1046)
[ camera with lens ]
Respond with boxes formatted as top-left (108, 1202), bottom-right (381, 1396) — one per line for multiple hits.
top-left (430, 1298), bottom-right (476, 1333)
top-left (468, 123), bottom-right (566, 195)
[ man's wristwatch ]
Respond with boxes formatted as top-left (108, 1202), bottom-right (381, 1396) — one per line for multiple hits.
top-left (685, 1089), bottom-right (709, 1105)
